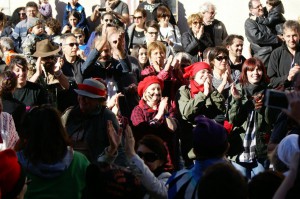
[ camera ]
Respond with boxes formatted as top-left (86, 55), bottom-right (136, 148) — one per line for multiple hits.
top-left (98, 7), bottom-right (106, 12)
top-left (265, 89), bottom-right (289, 110)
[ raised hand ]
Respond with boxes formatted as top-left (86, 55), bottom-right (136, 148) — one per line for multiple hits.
top-left (107, 120), bottom-right (122, 155)
top-left (230, 84), bottom-right (241, 99)
top-left (124, 124), bottom-right (136, 158)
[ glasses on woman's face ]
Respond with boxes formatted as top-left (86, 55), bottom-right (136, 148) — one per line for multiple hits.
top-left (133, 16), bottom-right (143, 20)
top-left (161, 14), bottom-right (170, 19)
top-left (137, 151), bottom-right (159, 162)
top-left (192, 21), bottom-right (202, 26)
top-left (215, 55), bottom-right (229, 61)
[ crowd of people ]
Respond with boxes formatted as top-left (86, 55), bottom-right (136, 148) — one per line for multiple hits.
top-left (0, 0), bottom-right (300, 198)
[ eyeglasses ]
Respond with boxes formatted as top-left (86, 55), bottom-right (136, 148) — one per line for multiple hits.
top-left (215, 56), bottom-right (229, 61)
top-left (147, 31), bottom-right (158, 35)
top-left (64, 43), bottom-right (79, 47)
top-left (192, 21), bottom-right (202, 25)
top-left (252, 4), bottom-right (263, 9)
top-left (133, 16), bottom-right (143, 20)
top-left (19, 13), bottom-right (26, 16)
top-left (161, 14), bottom-right (170, 18)
top-left (75, 35), bottom-right (83, 39)
top-left (104, 19), bottom-right (113, 23)
top-left (137, 151), bottom-right (159, 162)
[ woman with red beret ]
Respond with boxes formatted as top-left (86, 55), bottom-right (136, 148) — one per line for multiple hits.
top-left (131, 75), bottom-right (178, 168)
top-left (176, 61), bottom-right (226, 166)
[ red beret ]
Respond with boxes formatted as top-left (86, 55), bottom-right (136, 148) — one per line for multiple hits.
top-left (137, 76), bottom-right (164, 97)
top-left (0, 149), bottom-right (26, 199)
top-left (183, 62), bottom-right (211, 79)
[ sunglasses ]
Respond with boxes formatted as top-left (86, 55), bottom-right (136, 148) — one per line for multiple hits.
top-left (161, 14), bottom-right (170, 18)
top-left (19, 13), bottom-right (26, 16)
top-left (215, 56), bottom-right (228, 61)
top-left (75, 35), bottom-right (83, 39)
top-left (64, 43), bottom-right (79, 47)
top-left (148, 31), bottom-right (158, 35)
top-left (104, 19), bottom-right (113, 23)
top-left (137, 151), bottom-right (159, 162)
top-left (192, 21), bottom-right (202, 25)
top-left (134, 16), bottom-right (143, 20)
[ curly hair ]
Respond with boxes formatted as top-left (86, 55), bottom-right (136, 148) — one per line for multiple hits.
top-left (45, 18), bottom-right (62, 35)
top-left (0, 71), bottom-right (17, 96)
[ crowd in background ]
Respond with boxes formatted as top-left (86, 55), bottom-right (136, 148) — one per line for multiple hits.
top-left (1, 0), bottom-right (300, 198)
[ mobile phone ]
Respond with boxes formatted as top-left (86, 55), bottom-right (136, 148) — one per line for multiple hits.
top-left (265, 89), bottom-right (289, 110)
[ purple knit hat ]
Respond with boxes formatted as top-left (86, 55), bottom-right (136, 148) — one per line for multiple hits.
top-left (192, 116), bottom-right (228, 158)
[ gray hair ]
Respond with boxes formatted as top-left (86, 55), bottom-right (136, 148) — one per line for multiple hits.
top-left (174, 52), bottom-right (192, 63)
top-left (199, 2), bottom-right (216, 14)
top-left (0, 37), bottom-right (14, 50)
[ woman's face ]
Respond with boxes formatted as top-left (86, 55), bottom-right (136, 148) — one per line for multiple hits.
top-left (149, 48), bottom-right (165, 67)
top-left (213, 53), bottom-right (228, 72)
top-left (19, 9), bottom-right (27, 20)
top-left (143, 83), bottom-right (162, 105)
top-left (191, 18), bottom-right (202, 33)
top-left (247, 66), bottom-right (263, 84)
top-left (194, 69), bottom-right (211, 85)
top-left (138, 47), bottom-right (148, 65)
top-left (137, 144), bottom-right (163, 172)
top-left (133, 12), bottom-right (145, 26)
top-left (158, 13), bottom-right (170, 26)
top-left (68, 15), bottom-right (78, 27)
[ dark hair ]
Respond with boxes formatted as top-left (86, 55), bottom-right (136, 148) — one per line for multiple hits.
top-left (21, 105), bottom-right (71, 164)
top-left (138, 135), bottom-right (168, 165)
top-left (131, 44), bottom-right (149, 68)
top-left (156, 5), bottom-right (171, 19)
top-left (198, 163), bottom-right (248, 199)
top-left (144, 20), bottom-right (159, 32)
top-left (6, 55), bottom-right (28, 71)
top-left (45, 18), bottom-right (62, 35)
top-left (134, 8), bottom-right (147, 18)
top-left (239, 57), bottom-right (269, 85)
top-left (0, 71), bottom-right (17, 96)
top-left (208, 46), bottom-right (228, 68)
top-left (7, 7), bottom-right (26, 27)
top-left (68, 10), bottom-right (81, 22)
top-left (267, 0), bottom-right (281, 7)
top-left (223, 34), bottom-right (244, 46)
top-left (26, 1), bottom-right (38, 9)
top-left (248, 171), bottom-right (284, 199)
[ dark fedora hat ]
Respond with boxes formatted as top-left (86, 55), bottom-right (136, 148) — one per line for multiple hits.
top-left (32, 39), bottom-right (61, 58)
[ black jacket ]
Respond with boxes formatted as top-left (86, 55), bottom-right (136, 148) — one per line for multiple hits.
top-left (267, 43), bottom-right (300, 88)
top-left (181, 28), bottom-right (213, 62)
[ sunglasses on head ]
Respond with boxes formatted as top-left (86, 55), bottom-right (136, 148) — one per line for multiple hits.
top-left (64, 43), bottom-right (79, 47)
top-left (215, 56), bottom-right (228, 61)
top-left (137, 151), bottom-right (159, 162)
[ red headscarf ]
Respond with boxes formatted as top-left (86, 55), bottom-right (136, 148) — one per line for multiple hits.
top-left (137, 76), bottom-right (164, 97)
top-left (183, 62), bottom-right (211, 98)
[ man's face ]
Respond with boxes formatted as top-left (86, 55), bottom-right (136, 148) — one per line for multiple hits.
top-left (41, 56), bottom-right (56, 71)
top-left (283, 28), bottom-right (300, 50)
top-left (202, 6), bottom-right (215, 24)
top-left (250, 0), bottom-right (264, 17)
top-left (77, 95), bottom-right (100, 114)
top-left (227, 38), bottom-right (244, 57)
top-left (26, 6), bottom-right (37, 18)
top-left (62, 36), bottom-right (78, 58)
top-left (99, 43), bottom-right (111, 62)
top-left (145, 27), bottom-right (158, 43)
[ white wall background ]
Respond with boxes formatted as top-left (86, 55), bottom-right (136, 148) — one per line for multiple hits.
top-left (2, 0), bottom-right (300, 57)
